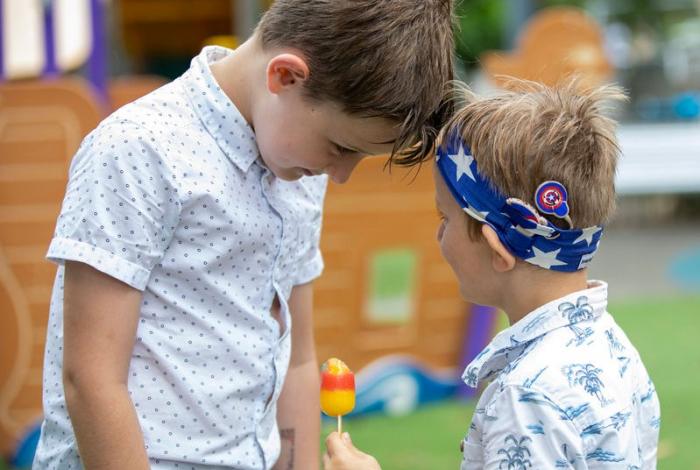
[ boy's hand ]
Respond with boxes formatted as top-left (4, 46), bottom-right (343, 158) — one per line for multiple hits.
top-left (323, 432), bottom-right (381, 470)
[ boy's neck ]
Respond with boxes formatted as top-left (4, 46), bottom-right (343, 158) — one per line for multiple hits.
top-left (498, 268), bottom-right (590, 326)
top-left (209, 36), bottom-right (262, 128)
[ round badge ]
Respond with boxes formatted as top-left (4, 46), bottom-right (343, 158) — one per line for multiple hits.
top-left (535, 181), bottom-right (569, 218)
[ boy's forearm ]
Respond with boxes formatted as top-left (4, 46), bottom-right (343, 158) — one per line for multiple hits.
top-left (65, 379), bottom-right (150, 469)
top-left (274, 359), bottom-right (321, 470)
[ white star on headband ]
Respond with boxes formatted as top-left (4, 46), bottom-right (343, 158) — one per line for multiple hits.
top-left (527, 246), bottom-right (567, 269)
top-left (573, 226), bottom-right (602, 246)
top-left (448, 144), bottom-right (476, 182)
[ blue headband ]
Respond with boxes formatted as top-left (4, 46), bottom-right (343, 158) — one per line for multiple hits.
top-left (436, 133), bottom-right (603, 272)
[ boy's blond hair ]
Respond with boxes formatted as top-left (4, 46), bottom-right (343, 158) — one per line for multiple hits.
top-left (442, 78), bottom-right (626, 238)
top-left (257, 0), bottom-right (455, 166)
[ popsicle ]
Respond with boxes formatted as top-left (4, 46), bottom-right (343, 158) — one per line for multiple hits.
top-left (320, 357), bottom-right (355, 433)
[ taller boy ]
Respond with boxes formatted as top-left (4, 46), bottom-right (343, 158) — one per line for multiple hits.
top-left (33, 1), bottom-right (455, 469)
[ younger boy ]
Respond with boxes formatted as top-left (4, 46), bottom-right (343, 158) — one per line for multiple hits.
top-left (33, 1), bottom-right (455, 469)
top-left (324, 79), bottom-right (661, 469)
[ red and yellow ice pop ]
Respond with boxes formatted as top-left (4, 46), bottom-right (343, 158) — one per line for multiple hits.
top-left (320, 358), bottom-right (355, 433)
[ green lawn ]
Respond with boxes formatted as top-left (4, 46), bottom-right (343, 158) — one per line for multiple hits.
top-left (4, 297), bottom-right (698, 469)
top-left (327, 296), bottom-right (700, 470)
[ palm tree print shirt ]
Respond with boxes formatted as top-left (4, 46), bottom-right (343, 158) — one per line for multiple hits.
top-left (460, 281), bottom-right (660, 469)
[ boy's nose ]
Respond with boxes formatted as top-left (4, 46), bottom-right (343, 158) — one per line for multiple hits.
top-left (328, 156), bottom-right (364, 184)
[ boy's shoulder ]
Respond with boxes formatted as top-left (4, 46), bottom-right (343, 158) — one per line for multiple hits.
top-left (77, 78), bottom-right (197, 169)
top-left (468, 313), bottom-right (659, 467)
top-left (83, 73), bottom-right (241, 173)
top-left (486, 312), bottom-right (652, 429)
top-left (106, 78), bottom-right (194, 134)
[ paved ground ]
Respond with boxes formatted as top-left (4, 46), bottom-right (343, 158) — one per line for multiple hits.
top-left (589, 213), bottom-right (700, 301)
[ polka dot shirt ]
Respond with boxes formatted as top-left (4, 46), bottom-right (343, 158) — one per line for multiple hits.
top-left (33, 46), bottom-right (328, 470)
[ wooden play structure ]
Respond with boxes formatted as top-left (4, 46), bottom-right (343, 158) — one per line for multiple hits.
top-left (0, 78), bottom-right (103, 458)
top-left (315, 161), bottom-right (470, 371)
top-left (481, 7), bottom-right (612, 88)
top-left (117, 0), bottom-right (274, 74)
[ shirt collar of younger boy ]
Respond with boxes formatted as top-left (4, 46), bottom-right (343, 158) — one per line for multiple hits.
top-left (462, 281), bottom-right (608, 388)
top-left (183, 46), bottom-right (260, 173)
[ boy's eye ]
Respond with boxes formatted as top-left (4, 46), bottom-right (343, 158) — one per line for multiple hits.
top-left (335, 143), bottom-right (358, 155)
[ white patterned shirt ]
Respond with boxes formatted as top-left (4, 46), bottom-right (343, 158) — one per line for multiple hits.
top-left (461, 281), bottom-right (660, 469)
top-left (34, 46), bottom-right (328, 470)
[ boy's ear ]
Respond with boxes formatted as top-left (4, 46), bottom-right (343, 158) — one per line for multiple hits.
top-left (481, 225), bottom-right (516, 273)
top-left (266, 53), bottom-right (309, 94)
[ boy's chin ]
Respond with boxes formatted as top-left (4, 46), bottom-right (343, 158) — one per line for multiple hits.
top-left (264, 163), bottom-right (304, 181)
top-left (276, 170), bottom-right (304, 181)
top-left (460, 287), bottom-right (489, 307)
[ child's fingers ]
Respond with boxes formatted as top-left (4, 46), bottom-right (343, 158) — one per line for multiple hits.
top-left (325, 431), bottom-right (349, 457)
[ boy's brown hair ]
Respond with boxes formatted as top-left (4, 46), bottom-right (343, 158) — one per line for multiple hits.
top-left (441, 78), bottom-right (626, 239)
top-left (257, 0), bottom-right (455, 166)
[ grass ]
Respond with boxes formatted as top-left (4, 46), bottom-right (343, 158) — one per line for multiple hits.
top-left (323, 400), bottom-right (472, 469)
top-left (613, 296), bottom-right (700, 469)
top-left (4, 297), bottom-right (697, 469)
top-left (327, 295), bottom-right (700, 470)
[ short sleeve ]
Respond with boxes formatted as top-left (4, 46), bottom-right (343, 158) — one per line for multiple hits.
top-left (292, 176), bottom-right (327, 285)
top-left (47, 121), bottom-right (182, 290)
top-left (481, 385), bottom-right (587, 469)
top-left (294, 228), bottom-right (323, 285)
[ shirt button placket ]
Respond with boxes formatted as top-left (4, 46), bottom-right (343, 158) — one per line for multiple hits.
top-left (258, 172), bottom-right (290, 456)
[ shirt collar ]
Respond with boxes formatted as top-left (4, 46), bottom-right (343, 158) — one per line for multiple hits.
top-left (183, 46), bottom-right (259, 172)
top-left (462, 280), bottom-right (608, 388)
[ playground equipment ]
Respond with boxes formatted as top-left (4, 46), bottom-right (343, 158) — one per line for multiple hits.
top-left (0, 77), bottom-right (103, 464)
top-left (315, 159), bottom-right (494, 416)
top-left (481, 6), bottom-right (612, 88)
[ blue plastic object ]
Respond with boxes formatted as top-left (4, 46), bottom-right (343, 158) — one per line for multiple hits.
top-left (669, 248), bottom-right (700, 290)
top-left (672, 93), bottom-right (700, 120)
top-left (10, 422), bottom-right (41, 468)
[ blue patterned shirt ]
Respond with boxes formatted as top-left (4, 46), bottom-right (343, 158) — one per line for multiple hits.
top-left (461, 281), bottom-right (660, 469)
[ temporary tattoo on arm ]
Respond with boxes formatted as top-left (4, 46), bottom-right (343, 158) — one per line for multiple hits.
top-left (279, 428), bottom-right (295, 470)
